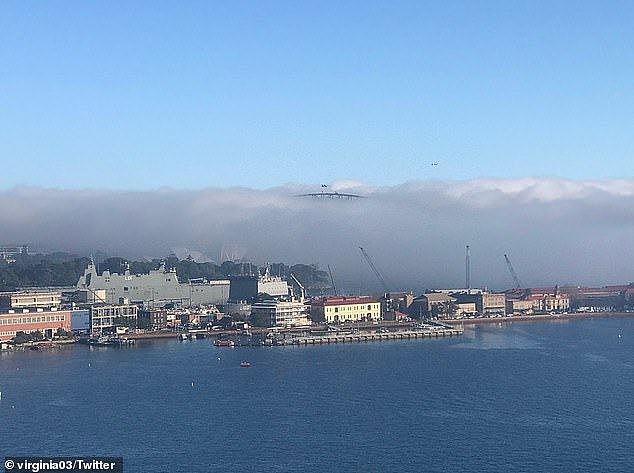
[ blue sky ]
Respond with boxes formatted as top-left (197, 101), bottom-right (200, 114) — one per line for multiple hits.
top-left (1, 1), bottom-right (633, 190)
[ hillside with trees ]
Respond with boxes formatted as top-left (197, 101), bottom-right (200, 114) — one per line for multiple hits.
top-left (0, 253), bottom-right (331, 295)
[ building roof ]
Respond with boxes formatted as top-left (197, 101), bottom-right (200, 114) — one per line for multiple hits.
top-left (420, 293), bottom-right (455, 303)
top-left (311, 296), bottom-right (377, 306)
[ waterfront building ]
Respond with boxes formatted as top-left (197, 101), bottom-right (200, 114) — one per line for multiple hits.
top-left (562, 285), bottom-right (626, 312)
top-left (447, 290), bottom-right (505, 317)
top-left (0, 308), bottom-right (71, 342)
top-left (526, 288), bottom-right (570, 313)
top-left (0, 290), bottom-right (62, 309)
top-left (194, 306), bottom-right (223, 326)
top-left (505, 299), bottom-right (534, 316)
top-left (90, 303), bottom-right (138, 333)
top-left (481, 292), bottom-right (506, 317)
top-left (450, 290), bottom-right (481, 312)
top-left (223, 301), bottom-right (252, 320)
top-left (380, 292), bottom-right (414, 320)
top-left (310, 296), bottom-right (381, 324)
top-left (77, 260), bottom-right (230, 308)
top-left (455, 302), bottom-right (477, 317)
top-left (409, 293), bottom-right (457, 319)
top-left (251, 300), bottom-right (310, 327)
top-left (138, 309), bottom-right (168, 330)
top-left (71, 309), bottom-right (90, 333)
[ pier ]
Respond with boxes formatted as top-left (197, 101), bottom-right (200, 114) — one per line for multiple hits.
top-left (289, 327), bottom-right (463, 345)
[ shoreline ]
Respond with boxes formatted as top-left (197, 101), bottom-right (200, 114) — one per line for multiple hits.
top-left (2, 312), bottom-right (631, 351)
top-left (443, 311), bottom-right (634, 326)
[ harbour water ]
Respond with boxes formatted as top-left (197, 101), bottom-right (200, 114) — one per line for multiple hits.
top-left (1, 317), bottom-right (632, 472)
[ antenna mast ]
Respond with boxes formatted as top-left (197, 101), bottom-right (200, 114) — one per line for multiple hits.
top-left (465, 245), bottom-right (471, 290)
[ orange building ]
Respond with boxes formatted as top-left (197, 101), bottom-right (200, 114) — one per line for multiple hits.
top-left (0, 309), bottom-right (71, 342)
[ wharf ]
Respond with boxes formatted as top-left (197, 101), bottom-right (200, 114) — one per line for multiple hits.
top-left (289, 327), bottom-right (463, 345)
top-left (125, 331), bottom-right (179, 340)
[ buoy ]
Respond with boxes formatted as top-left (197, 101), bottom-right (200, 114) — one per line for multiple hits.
top-left (217, 357), bottom-right (221, 361)
top-left (88, 363), bottom-right (91, 367)
top-left (191, 382), bottom-right (194, 387)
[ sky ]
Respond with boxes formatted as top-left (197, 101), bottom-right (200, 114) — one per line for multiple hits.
top-left (1, 1), bottom-right (633, 189)
top-left (1, 2), bottom-right (634, 290)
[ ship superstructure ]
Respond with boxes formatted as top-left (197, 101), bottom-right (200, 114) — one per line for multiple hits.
top-left (77, 260), bottom-right (229, 308)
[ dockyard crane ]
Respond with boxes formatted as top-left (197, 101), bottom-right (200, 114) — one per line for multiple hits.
top-left (504, 254), bottom-right (522, 289)
top-left (327, 265), bottom-right (338, 296)
top-left (290, 273), bottom-right (306, 302)
top-left (358, 247), bottom-right (389, 293)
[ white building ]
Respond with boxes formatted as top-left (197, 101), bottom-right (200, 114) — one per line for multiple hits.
top-left (0, 290), bottom-right (62, 309)
top-left (90, 303), bottom-right (138, 333)
top-left (250, 300), bottom-right (310, 328)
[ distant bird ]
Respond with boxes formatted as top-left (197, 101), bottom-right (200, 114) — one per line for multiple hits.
top-left (321, 184), bottom-right (328, 188)
top-left (431, 162), bottom-right (439, 166)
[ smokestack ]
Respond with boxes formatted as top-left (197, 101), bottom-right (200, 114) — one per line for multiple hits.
top-left (465, 245), bottom-right (471, 290)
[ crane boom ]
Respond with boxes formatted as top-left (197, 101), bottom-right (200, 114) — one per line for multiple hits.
top-left (359, 247), bottom-right (389, 292)
top-left (327, 264), bottom-right (337, 296)
top-left (290, 273), bottom-right (306, 301)
top-left (504, 254), bottom-right (522, 289)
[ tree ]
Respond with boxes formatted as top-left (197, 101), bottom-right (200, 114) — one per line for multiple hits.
top-left (31, 330), bottom-right (44, 341)
top-left (56, 328), bottom-right (74, 338)
top-left (431, 301), bottom-right (457, 319)
top-left (13, 331), bottom-right (31, 344)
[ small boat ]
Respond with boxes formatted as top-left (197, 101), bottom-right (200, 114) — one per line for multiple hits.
top-left (88, 336), bottom-right (117, 347)
top-left (240, 361), bottom-right (251, 368)
top-left (214, 339), bottom-right (235, 347)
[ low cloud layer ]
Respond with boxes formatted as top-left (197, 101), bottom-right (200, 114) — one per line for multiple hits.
top-left (2, 178), bottom-right (634, 292)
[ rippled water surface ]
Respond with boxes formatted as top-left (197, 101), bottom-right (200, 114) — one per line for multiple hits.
top-left (1, 317), bottom-right (633, 472)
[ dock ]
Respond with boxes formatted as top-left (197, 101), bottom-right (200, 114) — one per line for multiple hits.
top-left (289, 327), bottom-right (463, 345)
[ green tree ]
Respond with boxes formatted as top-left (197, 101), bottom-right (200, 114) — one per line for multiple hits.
top-left (13, 331), bottom-right (31, 344)
top-left (31, 330), bottom-right (44, 341)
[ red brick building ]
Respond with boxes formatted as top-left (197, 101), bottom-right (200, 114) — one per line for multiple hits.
top-left (0, 309), bottom-right (71, 342)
